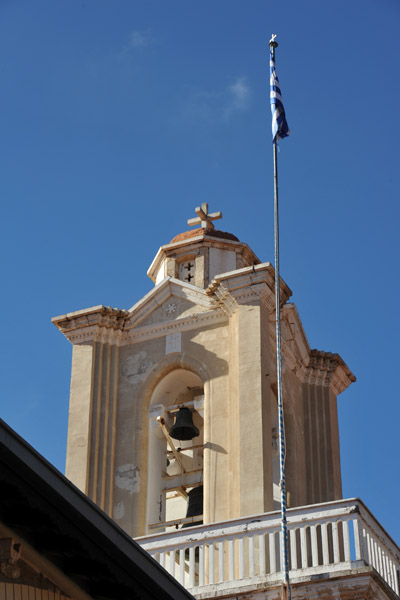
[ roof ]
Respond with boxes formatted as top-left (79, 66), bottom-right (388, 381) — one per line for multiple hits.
top-left (0, 419), bottom-right (194, 600)
top-left (170, 227), bottom-right (239, 243)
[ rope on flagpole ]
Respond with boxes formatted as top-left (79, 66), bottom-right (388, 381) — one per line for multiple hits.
top-left (269, 33), bottom-right (291, 600)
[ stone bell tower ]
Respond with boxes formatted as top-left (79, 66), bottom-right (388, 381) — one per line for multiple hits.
top-left (53, 204), bottom-right (355, 539)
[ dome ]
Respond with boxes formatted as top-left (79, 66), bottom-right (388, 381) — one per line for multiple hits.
top-left (170, 228), bottom-right (239, 244)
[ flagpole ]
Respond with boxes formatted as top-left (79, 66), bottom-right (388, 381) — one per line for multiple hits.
top-left (269, 34), bottom-right (291, 600)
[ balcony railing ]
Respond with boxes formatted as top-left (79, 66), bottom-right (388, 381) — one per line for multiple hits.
top-left (137, 498), bottom-right (400, 598)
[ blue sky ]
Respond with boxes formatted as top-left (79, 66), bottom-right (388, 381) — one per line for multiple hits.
top-left (1, 1), bottom-right (399, 544)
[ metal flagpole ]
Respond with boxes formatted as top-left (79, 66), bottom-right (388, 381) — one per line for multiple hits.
top-left (269, 34), bottom-right (291, 600)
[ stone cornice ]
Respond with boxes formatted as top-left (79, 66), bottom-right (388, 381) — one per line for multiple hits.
top-left (52, 297), bottom-right (227, 346)
top-left (210, 283), bottom-right (238, 317)
top-left (52, 306), bottom-right (128, 345)
top-left (208, 263), bottom-right (292, 315)
top-left (300, 349), bottom-right (356, 395)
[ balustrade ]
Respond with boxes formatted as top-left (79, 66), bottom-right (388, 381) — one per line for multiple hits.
top-left (138, 499), bottom-right (400, 597)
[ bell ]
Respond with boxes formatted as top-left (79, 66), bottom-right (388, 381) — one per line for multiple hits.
top-left (182, 486), bottom-right (203, 528)
top-left (169, 407), bottom-right (199, 441)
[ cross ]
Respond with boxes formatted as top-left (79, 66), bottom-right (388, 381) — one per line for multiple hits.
top-left (187, 203), bottom-right (222, 232)
top-left (183, 262), bottom-right (194, 282)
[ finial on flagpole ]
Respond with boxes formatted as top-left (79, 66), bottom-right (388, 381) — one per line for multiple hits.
top-left (269, 33), bottom-right (278, 48)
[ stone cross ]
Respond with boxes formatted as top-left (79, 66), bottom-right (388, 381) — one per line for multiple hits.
top-left (183, 261), bottom-right (195, 282)
top-left (187, 203), bottom-right (222, 232)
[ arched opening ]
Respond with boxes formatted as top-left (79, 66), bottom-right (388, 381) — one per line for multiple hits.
top-left (146, 368), bottom-right (204, 533)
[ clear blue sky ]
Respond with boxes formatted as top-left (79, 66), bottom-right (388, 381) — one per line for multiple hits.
top-left (1, 1), bottom-right (399, 543)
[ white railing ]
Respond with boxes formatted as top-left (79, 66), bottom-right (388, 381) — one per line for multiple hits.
top-left (137, 498), bottom-right (400, 598)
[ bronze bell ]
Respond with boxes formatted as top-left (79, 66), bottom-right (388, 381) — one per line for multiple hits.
top-left (169, 407), bottom-right (199, 441)
top-left (182, 486), bottom-right (203, 528)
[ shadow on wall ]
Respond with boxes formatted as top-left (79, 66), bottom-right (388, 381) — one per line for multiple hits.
top-left (204, 442), bottom-right (227, 454)
top-left (184, 340), bottom-right (229, 378)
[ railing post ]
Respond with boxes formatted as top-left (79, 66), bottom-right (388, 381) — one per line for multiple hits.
top-left (228, 539), bottom-right (234, 580)
top-left (332, 521), bottom-right (340, 563)
top-left (238, 537), bottom-right (245, 579)
top-left (179, 548), bottom-right (185, 584)
top-left (342, 519), bottom-right (351, 563)
top-left (199, 545), bottom-right (204, 586)
top-left (353, 516), bottom-right (367, 562)
top-left (393, 562), bottom-right (400, 595)
top-left (249, 535), bottom-right (255, 577)
top-left (270, 531), bottom-right (277, 573)
top-left (321, 522), bottom-right (330, 565)
top-left (209, 543), bottom-right (215, 585)
top-left (368, 531), bottom-right (377, 570)
top-left (259, 533), bottom-right (266, 575)
top-left (290, 528), bottom-right (297, 570)
top-left (218, 541), bottom-right (224, 582)
top-left (310, 525), bottom-right (318, 567)
top-left (189, 546), bottom-right (195, 588)
top-left (169, 549), bottom-right (175, 576)
top-left (377, 543), bottom-right (384, 578)
top-left (300, 526), bottom-right (307, 569)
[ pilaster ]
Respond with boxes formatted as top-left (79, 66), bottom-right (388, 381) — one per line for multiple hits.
top-left (87, 341), bottom-right (120, 515)
top-left (65, 343), bottom-right (94, 493)
top-left (229, 302), bottom-right (274, 518)
top-left (298, 350), bottom-right (355, 505)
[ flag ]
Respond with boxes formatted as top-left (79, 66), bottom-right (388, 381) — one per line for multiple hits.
top-left (270, 48), bottom-right (290, 142)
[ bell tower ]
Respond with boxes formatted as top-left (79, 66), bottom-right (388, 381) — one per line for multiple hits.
top-left (53, 204), bottom-right (355, 538)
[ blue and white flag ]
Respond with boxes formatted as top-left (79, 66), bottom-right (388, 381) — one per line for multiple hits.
top-left (270, 48), bottom-right (290, 143)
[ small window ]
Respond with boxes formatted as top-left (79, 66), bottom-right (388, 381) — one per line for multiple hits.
top-left (178, 260), bottom-right (195, 283)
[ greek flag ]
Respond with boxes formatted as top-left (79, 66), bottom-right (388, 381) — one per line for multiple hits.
top-left (270, 48), bottom-right (290, 142)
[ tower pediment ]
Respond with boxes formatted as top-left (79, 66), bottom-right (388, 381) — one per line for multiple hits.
top-left (127, 277), bottom-right (218, 329)
top-left (123, 277), bottom-right (226, 342)
top-left (52, 277), bottom-right (226, 346)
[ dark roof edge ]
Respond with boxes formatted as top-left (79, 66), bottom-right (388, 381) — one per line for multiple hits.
top-left (0, 419), bottom-right (194, 600)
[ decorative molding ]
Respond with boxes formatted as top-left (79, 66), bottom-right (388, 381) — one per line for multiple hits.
top-left (233, 285), bottom-right (269, 306)
top-left (127, 310), bottom-right (227, 344)
top-left (54, 303), bottom-right (227, 346)
top-left (208, 263), bottom-right (291, 314)
top-left (94, 326), bottom-right (124, 346)
top-left (53, 279), bottom-right (225, 346)
top-left (65, 325), bottom-right (99, 345)
top-left (52, 306), bottom-right (128, 346)
top-left (52, 306), bottom-right (128, 331)
top-left (300, 349), bottom-right (356, 395)
top-left (212, 283), bottom-right (238, 316)
top-left (260, 290), bottom-right (276, 312)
